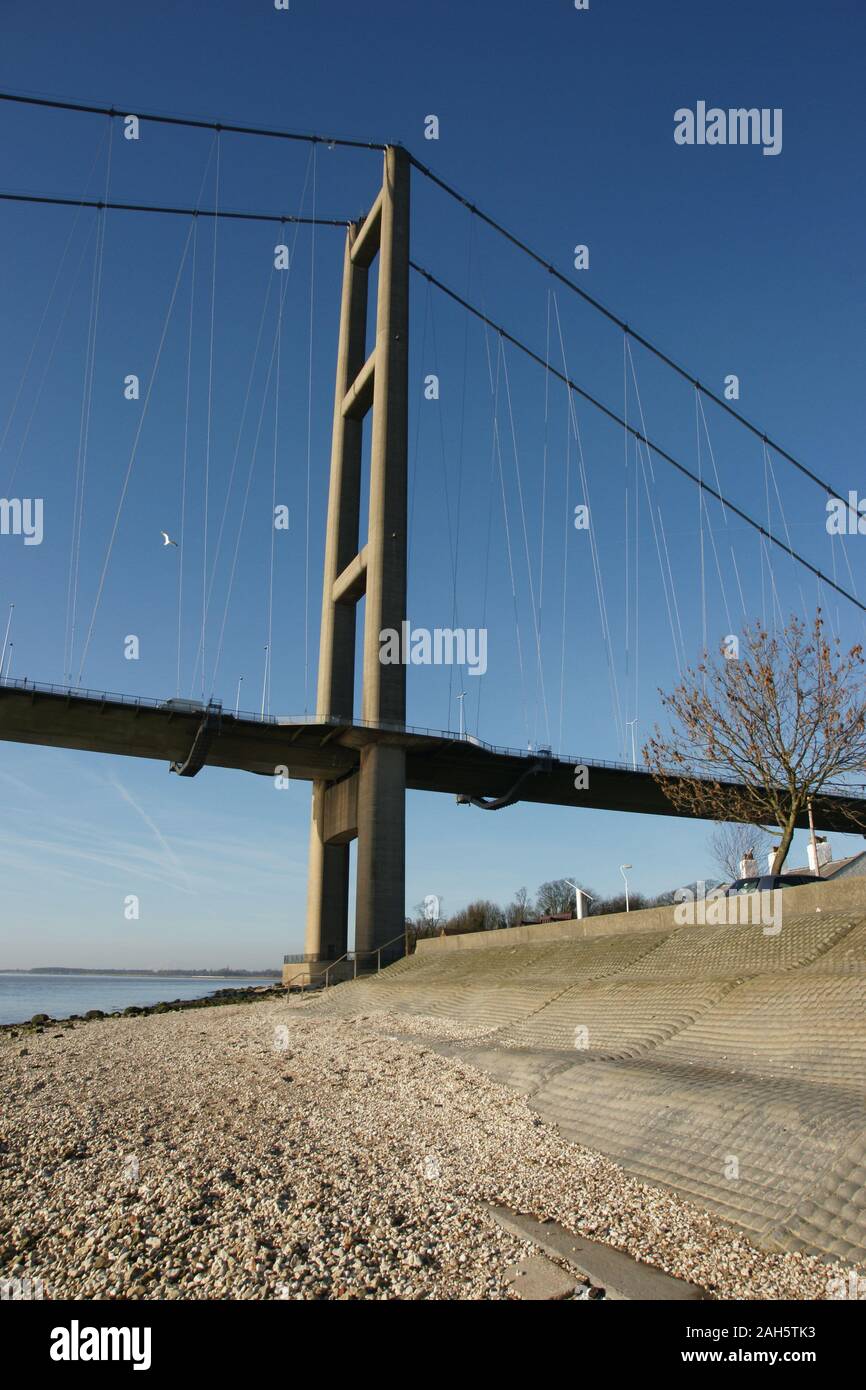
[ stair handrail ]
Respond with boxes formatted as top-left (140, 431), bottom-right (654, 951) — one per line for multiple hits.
top-left (284, 930), bottom-right (411, 992)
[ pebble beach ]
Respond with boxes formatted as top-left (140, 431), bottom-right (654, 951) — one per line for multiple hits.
top-left (0, 996), bottom-right (859, 1301)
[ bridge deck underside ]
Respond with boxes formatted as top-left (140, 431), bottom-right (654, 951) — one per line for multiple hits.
top-left (309, 913), bottom-right (866, 1263)
top-left (1, 686), bottom-right (864, 830)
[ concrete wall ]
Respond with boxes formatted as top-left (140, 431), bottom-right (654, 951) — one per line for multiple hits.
top-left (415, 875), bottom-right (866, 956)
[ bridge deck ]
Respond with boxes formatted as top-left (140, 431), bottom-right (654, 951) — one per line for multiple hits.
top-left (1, 679), bottom-right (865, 833)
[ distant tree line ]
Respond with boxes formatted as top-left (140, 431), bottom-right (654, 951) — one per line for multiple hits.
top-left (406, 877), bottom-right (678, 940)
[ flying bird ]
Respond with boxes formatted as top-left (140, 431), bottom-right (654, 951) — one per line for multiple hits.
top-left (160, 531), bottom-right (178, 547)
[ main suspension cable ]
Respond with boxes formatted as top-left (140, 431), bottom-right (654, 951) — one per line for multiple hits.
top-left (407, 152), bottom-right (846, 503)
top-left (411, 262), bottom-right (866, 618)
top-left (0, 89), bottom-right (386, 151)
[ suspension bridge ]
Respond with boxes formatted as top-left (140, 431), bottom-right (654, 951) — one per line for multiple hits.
top-left (1, 92), bottom-right (865, 977)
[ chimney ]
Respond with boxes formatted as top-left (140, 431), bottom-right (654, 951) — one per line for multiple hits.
top-left (807, 836), bottom-right (832, 875)
top-left (768, 848), bottom-right (779, 873)
top-left (739, 852), bottom-right (758, 877)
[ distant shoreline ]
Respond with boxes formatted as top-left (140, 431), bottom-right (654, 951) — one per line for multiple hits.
top-left (0, 981), bottom-right (285, 1032)
top-left (0, 969), bottom-right (281, 978)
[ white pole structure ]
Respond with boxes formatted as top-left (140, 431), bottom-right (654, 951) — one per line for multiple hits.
top-left (260, 646), bottom-right (269, 718)
top-left (620, 863), bottom-right (632, 912)
top-left (807, 796), bottom-right (820, 878)
top-left (564, 879), bottom-right (593, 920)
top-left (235, 675), bottom-right (244, 717)
top-left (0, 604), bottom-right (12, 681)
top-left (626, 719), bottom-right (638, 770)
top-left (2, 642), bottom-right (12, 685)
top-left (456, 690), bottom-right (466, 739)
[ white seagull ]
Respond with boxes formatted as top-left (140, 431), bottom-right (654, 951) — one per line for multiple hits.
top-left (160, 531), bottom-right (178, 547)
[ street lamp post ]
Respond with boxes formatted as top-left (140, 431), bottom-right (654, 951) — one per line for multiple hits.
top-left (620, 863), bottom-right (632, 912)
top-left (235, 675), bottom-right (244, 717)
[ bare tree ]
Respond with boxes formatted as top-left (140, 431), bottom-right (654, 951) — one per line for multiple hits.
top-left (445, 900), bottom-right (506, 935)
top-left (410, 899), bottom-right (444, 929)
top-left (708, 822), bottom-right (773, 880)
top-left (644, 613), bottom-right (866, 873)
top-left (536, 878), bottom-right (584, 916)
top-left (504, 886), bottom-right (533, 928)
top-left (403, 918), bottom-right (424, 951)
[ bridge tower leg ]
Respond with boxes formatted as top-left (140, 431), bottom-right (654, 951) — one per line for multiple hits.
top-left (303, 146), bottom-right (410, 974)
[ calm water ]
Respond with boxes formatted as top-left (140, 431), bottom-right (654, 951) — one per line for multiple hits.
top-left (0, 973), bottom-right (278, 1026)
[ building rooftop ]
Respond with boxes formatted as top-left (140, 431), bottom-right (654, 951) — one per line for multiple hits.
top-left (785, 850), bottom-right (866, 880)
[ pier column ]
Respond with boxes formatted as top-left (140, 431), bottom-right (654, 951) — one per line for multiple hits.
top-left (303, 787), bottom-right (350, 962)
top-left (303, 215), bottom-right (368, 967)
top-left (356, 146), bottom-right (409, 955)
top-left (304, 146), bottom-right (410, 971)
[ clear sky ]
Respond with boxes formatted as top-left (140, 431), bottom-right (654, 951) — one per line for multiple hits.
top-left (1, 0), bottom-right (864, 968)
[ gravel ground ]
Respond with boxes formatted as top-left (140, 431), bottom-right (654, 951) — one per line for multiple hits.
top-left (0, 997), bottom-right (860, 1301)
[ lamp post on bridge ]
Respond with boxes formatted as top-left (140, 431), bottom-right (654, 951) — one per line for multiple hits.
top-left (626, 719), bottom-right (638, 771)
top-left (260, 647), bottom-right (269, 719)
top-left (0, 604), bottom-right (12, 683)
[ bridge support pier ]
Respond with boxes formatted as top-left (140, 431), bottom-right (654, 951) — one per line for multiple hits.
top-left (304, 786), bottom-right (351, 962)
top-left (355, 744), bottom-right (406, 956)
top-left (302, 145), bottom-right (410, 978)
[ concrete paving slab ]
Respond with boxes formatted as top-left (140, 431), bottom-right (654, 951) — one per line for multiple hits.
top-left (490, 1205), bottom-right (709, 1301)
top-left (504, 1252), bottom-right (583, 1301)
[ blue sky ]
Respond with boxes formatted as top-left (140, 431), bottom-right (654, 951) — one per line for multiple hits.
top-left (1, 0), bottom-right (865, 967)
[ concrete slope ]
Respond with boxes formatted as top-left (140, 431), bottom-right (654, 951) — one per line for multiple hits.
top-left (309, 909), bottom-right (866, 1262)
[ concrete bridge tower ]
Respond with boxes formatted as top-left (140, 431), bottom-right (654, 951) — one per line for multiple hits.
top-left (302, 146), bottom-right (410, 975)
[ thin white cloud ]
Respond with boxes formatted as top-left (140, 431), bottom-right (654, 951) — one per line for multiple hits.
top-left (108, 775), bottom-right (193, 893)
top-left (0, 768), bottom-right (50, 800)
top-left (0, 831), bottom-right (194, 891)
